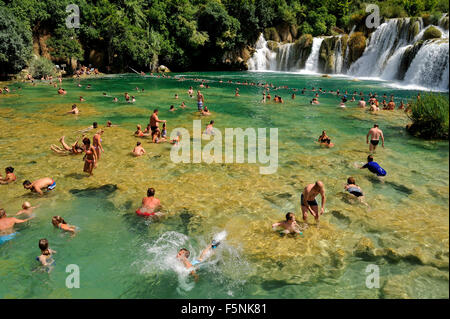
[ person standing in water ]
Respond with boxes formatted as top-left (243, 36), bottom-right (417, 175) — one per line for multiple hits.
top-left (197, 90), bottom-right (205, 111)
top-left (93, 130), bottom-right (104, 161)
top-left (150, 109), bottom-right (166, 136)
top-left (301, 181), bottom-right (326, 223)
top-left (82, 137), bottom-right (97, 176)
top-left (366, 124), bottom-right (384, 152)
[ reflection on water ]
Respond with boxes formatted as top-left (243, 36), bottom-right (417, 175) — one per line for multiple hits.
top-left (0, 72), bottom-right (448, 298)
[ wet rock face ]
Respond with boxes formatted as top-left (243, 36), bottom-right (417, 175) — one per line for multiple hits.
top-left (347, 32), bottom-right (367, 66)
top-left (398, 41), bottom-right (423, 80)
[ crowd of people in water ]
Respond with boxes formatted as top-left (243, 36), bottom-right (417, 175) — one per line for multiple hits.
top-left (0, 71), bottom-right (414, 277)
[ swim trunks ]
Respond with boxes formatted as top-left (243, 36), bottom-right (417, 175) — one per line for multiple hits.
top-left (197, 101), bottom-right (203, 110)
top-left (0, 232), bottom-right (17, 245)
top-left (370, 140), bottom-right (379, 146)
top-left (347, 187), bottom-right (364, 197)
top-left (47, 180), bottom-right (56, 190)
top-left (151, 126), bottom-right (158, 133)
top-left (136, 208), bottom-right (157, 217)
top-left (301, 194), bottom-right (318, 207)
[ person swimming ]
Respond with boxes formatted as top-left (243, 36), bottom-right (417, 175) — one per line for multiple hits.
top-left (36, 238), bottom-right (56, 270)
top-left (52, 216), bottom-right (77, 233)
top-left (0, 166), bottom-right (16, 184)
top-left (345, 177), bottom-right (364, 197)
top-left (16, 202), bottom-right (39, 217)
top-left (361, 155), bottom-right (386, 176)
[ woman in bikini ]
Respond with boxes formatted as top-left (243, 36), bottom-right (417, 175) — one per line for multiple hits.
top-left (82, 137), bottom-right (97, 176)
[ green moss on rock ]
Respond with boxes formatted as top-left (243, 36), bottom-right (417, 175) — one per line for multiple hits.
top-left (422, 26), bottom-right (442, 41)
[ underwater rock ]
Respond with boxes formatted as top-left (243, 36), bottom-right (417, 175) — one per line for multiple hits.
top-left (69, 184), bottom-right (118, 197)
top-left (354, 237), bottom-right (376, 259)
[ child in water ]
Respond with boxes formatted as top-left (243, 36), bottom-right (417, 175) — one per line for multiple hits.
top-left (52, 216), bottom-right (77, 233)
top-left (37, 238), bottom-right (56, 268)
top-left (272, 212), bottom-right (304, 235)
top-left (16, 202), bottom-right (39, 217)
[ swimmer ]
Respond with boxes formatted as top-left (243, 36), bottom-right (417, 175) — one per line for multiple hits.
top-left (67, 104), bottom-right (79, 114)
top-left (203, 120), bottom-right (215, 135)
top-left (272, 212), bottom-right (303, 235)
top-left (136, 187), bottom-right (163, 218)
top-left (177, 239), bottom-right (221, 281)
top-left (180, 101), bottom-right (187, 109)
top-left (301, 181), bottom-right (326, 223)
top-left (201, 106), bottom-right (211, 116)
top-left (51, 136), bottom-right (84, 155)
top-left (57, 88), bottom-right (66, 95)
top-left (113, 97), bottom-right (118, 102)
top-left (16, 202), bottom-right (39, 216)
top-left (79, 122), bottom-right (98, 133)
top-left (358, 97), bottom-right (366, 108)
top-left (169, 105), bottom-right (176, 112)
top-left (0, 166), bottom-right (16, 184)
top-left (175, 94), bottom-right (179, 99)
top-left (344, 177), bottom-right (364, 198)
top-left (161, 123), bottom-right (167, 138)
top-left (366, 124), bottom-right (384, 152)
top-left (361, 155), bottom-right (386, 177)
top-left (132, 142), bottom-right (146, 157)
top-left (37, 239), bottom-right (56, 267)
top-left (23, 178), bottom-right (57, 195)
top-left (79, 96), bottom-right (85, 102)
top-left (52, 216), bottom-right (77, 233)
top-left (0, 208), bottom-right (34, 245)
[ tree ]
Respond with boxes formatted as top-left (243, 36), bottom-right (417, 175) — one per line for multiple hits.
top-left (0, 6), bottom-right (32, 76)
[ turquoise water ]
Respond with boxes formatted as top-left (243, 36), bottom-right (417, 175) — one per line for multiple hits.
top-left (0, 72), bottom-right (448, 298)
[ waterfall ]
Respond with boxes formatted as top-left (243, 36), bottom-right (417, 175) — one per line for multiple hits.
top-left (247, 18), bottom-right (449, 90)
top-left (247, 34), bottom-right (276, 71)
top-left (334, 36), bottom-right (343, 74)
top-left (304, 37), bottom-right (324, 72)
top-left (404, 40), bottom-right (449, 90)
top-left (349, 19), bottom-right (411, 78)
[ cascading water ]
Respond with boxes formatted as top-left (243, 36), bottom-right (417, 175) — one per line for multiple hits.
top-left (404, 40), bottom-right (449, 90)
top-left (304, 37), bottom-right (324, 72)
top-left (247, 17), bottom-right (449, 90)
top-left (247, 34), bottom-right (276, 71)
top-left (349, 19), bottom-right (411, 77)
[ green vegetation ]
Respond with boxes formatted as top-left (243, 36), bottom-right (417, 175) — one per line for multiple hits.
top-left (422, 25), bottom-right (443, 40)
top-left (0, 6), bottom-right (32, 76)
top-left (28, 55), bottom-right (57, 78)
top-left (0, 0), bottom-right (448, 74)
top-left (407, 93), bottom-right (449, 139)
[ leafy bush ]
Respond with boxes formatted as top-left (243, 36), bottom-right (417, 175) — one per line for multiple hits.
top-left (407, 93), bottom-right (449, 139)
top-left (28, 55), bottom-right (57, 78)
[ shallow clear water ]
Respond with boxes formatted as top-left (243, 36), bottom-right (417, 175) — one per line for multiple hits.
top-left (0, 72), bottom-right (448, 299)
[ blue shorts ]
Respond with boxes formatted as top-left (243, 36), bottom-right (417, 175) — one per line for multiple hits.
top-left (0, 232), bottom-right (17, 245)
top-left (47, 180), bottom-right (56, 190)
top-left (197, 102), bottom-right (203, 110)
